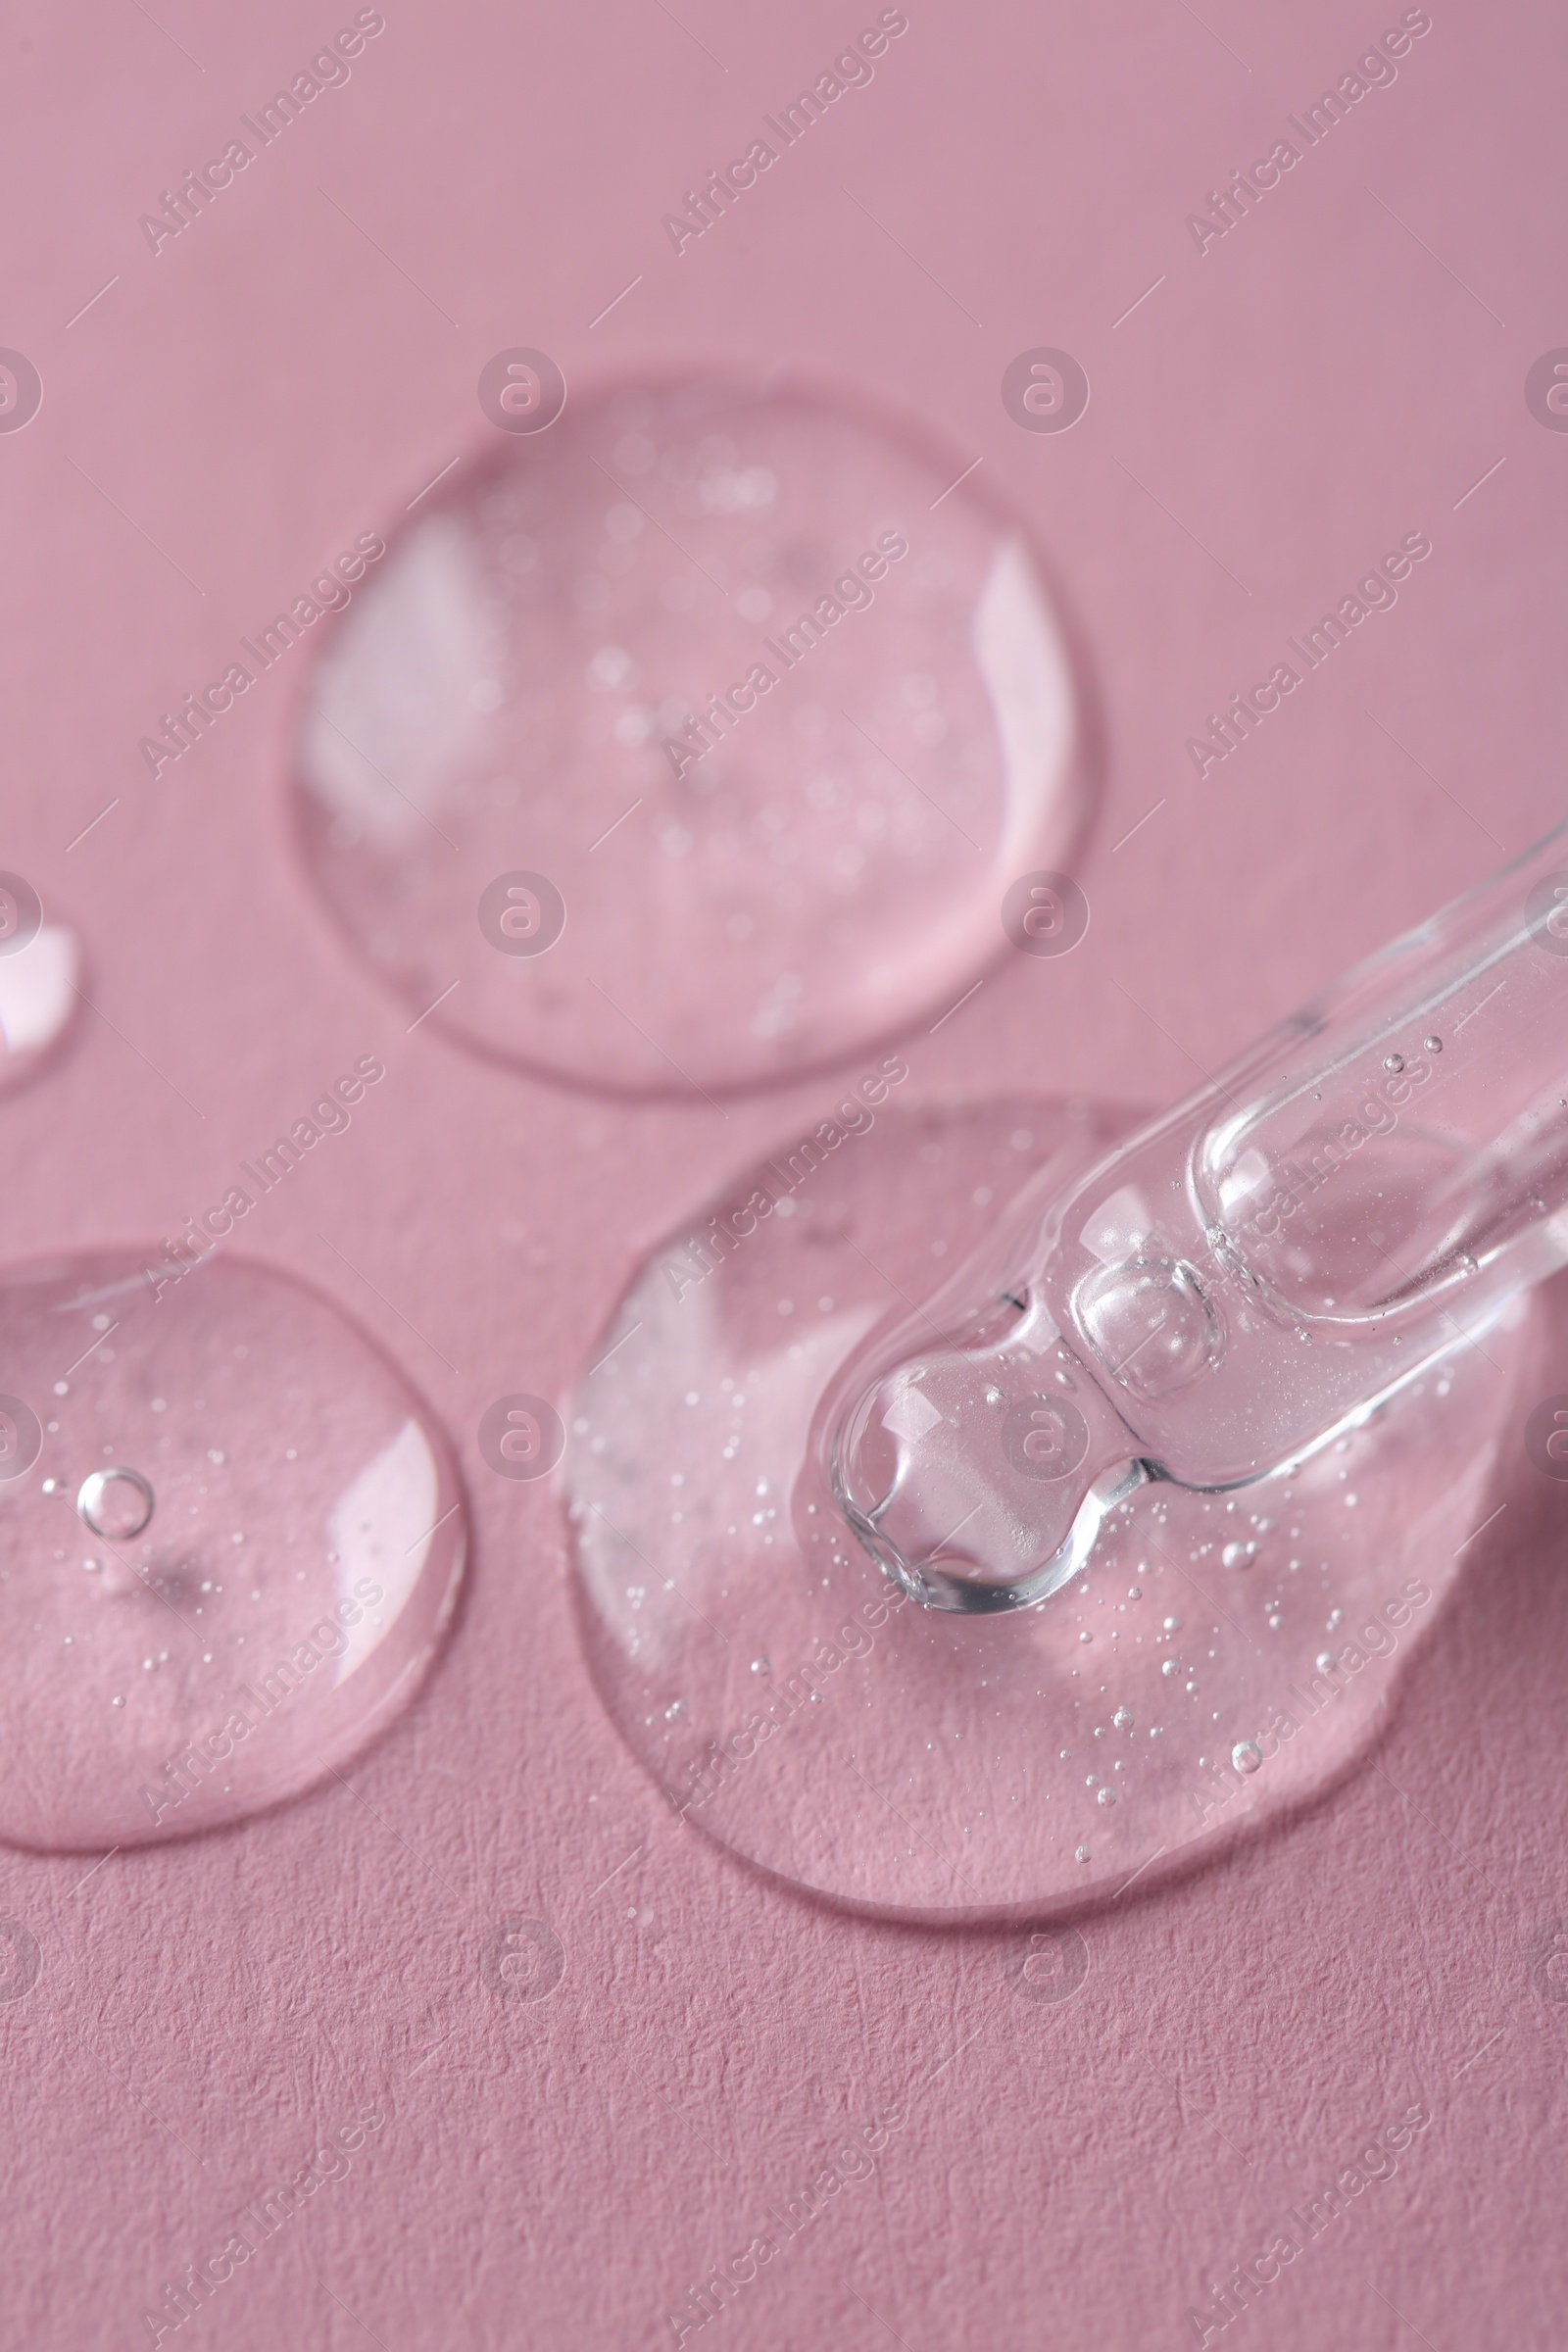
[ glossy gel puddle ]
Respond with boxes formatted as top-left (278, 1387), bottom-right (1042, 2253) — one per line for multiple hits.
top-left (566, 1099), bottom-right (1522, 1922)
top-left (0, 1250), bottom-right (465, 1849)
top-left (294, 373), bottom-right (1085, 1097)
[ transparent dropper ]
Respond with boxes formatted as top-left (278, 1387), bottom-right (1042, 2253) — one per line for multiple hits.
top-left (830, 821), bottom-right (1568, 1611)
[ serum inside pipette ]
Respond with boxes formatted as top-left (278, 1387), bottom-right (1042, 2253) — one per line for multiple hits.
top-left (827, 826), bottom-right (1568, 1616)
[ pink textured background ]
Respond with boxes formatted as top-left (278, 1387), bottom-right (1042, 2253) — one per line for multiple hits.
top-left (4, 2), bottom-right (1567, 2344)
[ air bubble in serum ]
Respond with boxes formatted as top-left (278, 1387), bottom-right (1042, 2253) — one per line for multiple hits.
top-left (295, 376), bottom-right (1086, 1096)
top-left (0, 1250), bottom-right (465, 1849)
top-left (77, 1467), bottom-right (155, 1542)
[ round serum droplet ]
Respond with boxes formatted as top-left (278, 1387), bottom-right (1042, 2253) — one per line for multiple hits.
top-left (76, 1466), bottom-right (155, 1542)
top-left (1232, 1740), bottom-right (1262, 1776)
top-left (0, 1251), bottom-right (465, 1849)
top-left (294, 375), bottom-right (1085, 1096)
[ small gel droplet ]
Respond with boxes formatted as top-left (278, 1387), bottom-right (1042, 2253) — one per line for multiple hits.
top-left (0, 1250), bottom-right (466, 1849)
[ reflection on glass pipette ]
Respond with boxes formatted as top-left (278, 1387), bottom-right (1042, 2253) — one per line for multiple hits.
top-left (831, 822), bottom-right (1568, 1609)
